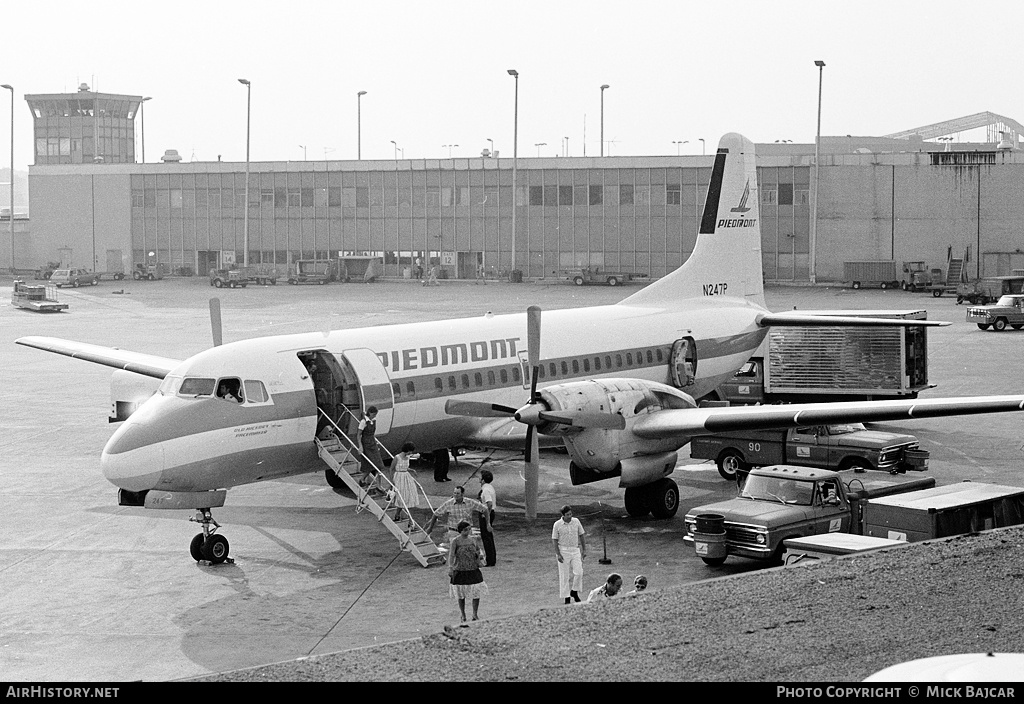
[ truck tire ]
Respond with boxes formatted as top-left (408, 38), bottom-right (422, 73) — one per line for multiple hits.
top-left (133, 271), bottom-right (142, 280)
top-left (701, 556), bottom-right (727, 566)
top-left (977, 324), bottom-right (990, 330)
top-left (91, 278), bottom-right (98, 286)
top-left (648, 478), bottom-right (679, 519)
top-left (607, 276), bottom-right (619, 286)
top-left (1012, 324), bottom-right (1023, 330)
top-left (880, 281), bottom-right (888, 290)
top-left (840, 458), bottom-right (873, 473)
top-left (573, 276), bottom-right (584, 286)
top-left (716, 449), bottom-right (748, 481)
top-left (932, 289), bottom-right (942, 297)
top-left (214, 279), bottom-right (224, 288)
top-left (852, 281), bottom-right (861, 289)
top-left (994, 318), bottom-right (1008, 332)
top-left (623, 487), bottom-right (649, 518)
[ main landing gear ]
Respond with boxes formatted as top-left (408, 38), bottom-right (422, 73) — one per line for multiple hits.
top-left (188, 508), bottom-right (232, 565)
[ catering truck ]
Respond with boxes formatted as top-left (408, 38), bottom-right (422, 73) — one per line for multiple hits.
top-left (715, 309), bottom-right (930, 405)
top-left (682, 465), bottom-right (936, 566)
top-left (690, 423), bottom-right (929, 481)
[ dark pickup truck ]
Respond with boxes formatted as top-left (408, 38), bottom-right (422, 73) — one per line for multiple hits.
top-left (683, 464), bottom-right (936, 565)
top-left (690, 424), bottom-right (929, 481)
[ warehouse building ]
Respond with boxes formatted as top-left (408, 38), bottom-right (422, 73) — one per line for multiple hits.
top-left (12, 86), bottom-right (1024, 283)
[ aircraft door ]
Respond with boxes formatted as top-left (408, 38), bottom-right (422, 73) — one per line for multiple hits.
top-left (340, 347), bottom-right (395, 434)
top-left (670, 337), bottom-right (697, 388)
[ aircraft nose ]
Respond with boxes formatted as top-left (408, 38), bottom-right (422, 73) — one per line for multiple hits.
top-left (101, 420), bottom-right (164, 492)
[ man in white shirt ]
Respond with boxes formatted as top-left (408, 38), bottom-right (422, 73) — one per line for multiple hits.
top-left (551, 505), bottom-right (587, 604)
top-left (586, 573), bottom-right (623, 603)
top-left (478, 470), bottom-right (497, 566)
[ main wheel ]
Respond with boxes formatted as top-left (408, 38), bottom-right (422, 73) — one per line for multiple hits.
top-left (189, 533), bottom-right (206, 562)
top-left (573, 276), bottom-right (584, 286)
top-left (607, 276), bottom-right (619, 286)
top-left (201, 534), bottom-right (230, 564)
top-left (623, 487), bottom-right (649, 518)
top-left (648, 478), bottom-right (679, 519)
top-left (994, 318), bottom-right (1007, 331)
top-left (716, 449), bottom-right (748, 481)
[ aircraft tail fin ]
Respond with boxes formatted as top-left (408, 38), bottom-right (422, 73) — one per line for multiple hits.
top-left (620, 133), bottom-right (764, 308)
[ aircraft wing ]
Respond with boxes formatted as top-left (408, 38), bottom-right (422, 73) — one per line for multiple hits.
top-left (15, 336), bottom-right (182, 379)
top-left (757, 312), bottom-right (950, 328)
top-left (632, 395), bottom-right (1024, 439)
top-left (462, 416), bottom-right (564, 451)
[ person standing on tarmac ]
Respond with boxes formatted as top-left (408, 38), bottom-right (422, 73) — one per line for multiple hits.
top-left (477, 469), bottom-right (497, 567)
top-left (552, 505), bottom-right (587, 604)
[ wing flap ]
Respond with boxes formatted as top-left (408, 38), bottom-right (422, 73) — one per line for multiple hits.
top-left (632, 395), bottom-right (1024, 439)
top-left (15, 336), bottom-right (181, 379)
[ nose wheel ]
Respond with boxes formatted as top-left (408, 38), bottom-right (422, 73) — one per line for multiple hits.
top-left (189, 509), bottom-right (233, 565)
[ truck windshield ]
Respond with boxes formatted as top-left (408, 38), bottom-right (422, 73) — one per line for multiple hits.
top-left (826, 423), bottom-right (866, 435)
top-left (741, 475), bottom-right (814, 506)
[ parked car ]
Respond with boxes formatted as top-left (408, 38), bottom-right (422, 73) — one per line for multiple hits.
top-left (50, 268), bottom-right (99, 288)
top-left (966, 294), bottom-right (1024, 331)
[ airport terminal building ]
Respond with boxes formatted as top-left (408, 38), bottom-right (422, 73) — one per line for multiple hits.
top-left (14, 87), bottom-right (1024, 283)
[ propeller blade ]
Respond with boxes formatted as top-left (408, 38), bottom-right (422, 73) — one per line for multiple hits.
top-left (209, 298), bottom-right (222, 347)
top-left (524, 424), bottom-right (539, 521)
top-left (444, 399), bottom-right (517, 418)
top-left (538, 410), bottom-right (626, 429)
top-left (527, 305), bottom-right (541, 400)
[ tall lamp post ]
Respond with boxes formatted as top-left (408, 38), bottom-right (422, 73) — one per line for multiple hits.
top-left (811, 59), bottom-right (825, 285)
top-left (672, 140), bottom-right (688, 156)
top-left (140, 96), bottom-right (151, 163)
top-left (508, 68), bottom-right (519, 280)
top-left (238, 79), bottom-right (251, 268)
top-left (534, 142), bottom-right (546, 156)
top-left (2, 84), bottom-right (12, 273)
top-left (600, 84), bottom-right (609, 157)
top-left (357, 91), bottom-right (366, 159)
top-left (698, 138), bottom-right (705, 156)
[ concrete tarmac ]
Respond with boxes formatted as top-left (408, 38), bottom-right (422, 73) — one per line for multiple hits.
top-left (3, 276), bottom-right (1023, 681)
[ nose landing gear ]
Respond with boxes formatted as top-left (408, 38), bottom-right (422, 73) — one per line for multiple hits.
top-left (189, 508), bottom-right (232, 565)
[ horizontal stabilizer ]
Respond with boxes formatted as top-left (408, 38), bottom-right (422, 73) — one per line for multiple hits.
top-left (15, 336), bottom-right (181, 379)
top-left (757, 313), bottom-right (950, 328)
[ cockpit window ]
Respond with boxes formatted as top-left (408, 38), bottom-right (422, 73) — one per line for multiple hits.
top-left (159, 375), bottom-right (183, 395)
top-left (179, 378), bottom-right (217, 397)
top-left (215, 378), bottom-right (244, 403)
top-left (243, 380), bottom-right (269, 404)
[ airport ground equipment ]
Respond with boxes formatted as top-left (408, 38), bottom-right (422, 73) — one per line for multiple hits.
top-left (208, 269), bottom-right (248, 289)
top-left (562, 266), bottom-right (647, 287)
top-left (690, 424), bottom-right (928, 481)
top-left (923, 252), bottom-right (966, 298)
top-left (315, 412), bottom-right (444, 568)
top-left (716, 309), bottom-right (930, 405)
top-left (965, 294), bottom-right (1024, 331)
top-left (956, 275), bottom-right (1024, 305)
top-left (682, 465), bottom-right (935, 566)
top-left (242, 264), bottom-right (279, 285)
top-left (900, 261), bottom-right (931, 291)
top-left (287, 259), bottom-right (332, 285)
top-left (862, 482), bottom-right (1024, 542)
top-left (844, 260), bottom-right (900, 289)
top-left (781, 533), bottom-right (907, 564)
top-left (131, 263), bottom-right (163, 281)
top-left (50, 268), bottom-right (99, 288)
top-left (11, 280), bottom-right (68, 312)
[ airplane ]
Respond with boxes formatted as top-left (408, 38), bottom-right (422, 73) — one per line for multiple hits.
top-left (17, 132), bottom-right (1024, 565)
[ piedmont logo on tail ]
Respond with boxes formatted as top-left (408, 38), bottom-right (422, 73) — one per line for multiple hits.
top-left (17, 132), bottom-right (1024, 564)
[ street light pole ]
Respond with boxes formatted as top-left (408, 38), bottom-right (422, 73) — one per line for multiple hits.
top-left (507, 69), bottom-right (519, 282)
top-left (811, 59), bottom-right (826, 285)
top-left (238, 79), bottom-right (251, 268)
top-left (442, 144), bottom-right (459, 157)
top-left (534, 142), bottom-right (546, 156)
top-left (672, 140), bottom-right (688, 156)
top-left (140, 96), bottom-right (151, 163)
top-left (391, 140), bottom-right (399, 160)
top-left (699, 138), bottom-right (705, 156)
top-left (2, 84), bottom-right (13, 273)
top-left (357, 91), bottom-right (366, 159)
top-left (600, 84), bottom-right (609, 157)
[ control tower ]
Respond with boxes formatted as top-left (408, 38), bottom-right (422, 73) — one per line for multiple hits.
top-left (25, 83), bottom-right (143, 165)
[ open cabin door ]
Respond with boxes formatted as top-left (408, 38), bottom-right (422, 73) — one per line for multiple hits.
top-left (300, 347), bottom-right (394, 438)
top-left (670, 336), bottom-right (697, 388)
top-left (340, 347), bottom-right (395, 434)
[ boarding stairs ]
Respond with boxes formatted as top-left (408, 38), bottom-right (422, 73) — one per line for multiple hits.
top-left (947, 257), bottom-right (966, 286)
top-left (314, 412), bottom-right (445, 568)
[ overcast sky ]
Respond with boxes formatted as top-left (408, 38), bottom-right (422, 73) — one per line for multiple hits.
top-left (0, 0), bottom-right (1016, 172)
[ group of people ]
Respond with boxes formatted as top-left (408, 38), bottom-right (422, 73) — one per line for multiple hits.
top-left (552, 504), bottom-right (648, 604)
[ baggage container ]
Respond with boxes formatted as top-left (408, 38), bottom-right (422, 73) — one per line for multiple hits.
top-left (844, 260), bottom-right (900, 289)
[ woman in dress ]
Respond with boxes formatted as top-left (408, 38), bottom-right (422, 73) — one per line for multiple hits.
top-left (356, 406), bottom-right (384, 491)
top-left (390, 442), bottom-right (420, 521)
top-left (448, 520), bottom-right (488, 624)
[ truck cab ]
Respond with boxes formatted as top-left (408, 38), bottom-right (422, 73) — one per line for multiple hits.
top-left (965, 294), bottom-right (1024, 331)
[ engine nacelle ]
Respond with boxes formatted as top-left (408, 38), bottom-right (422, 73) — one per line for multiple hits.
top-left (109, 369), bottom-right (161, 423)
top-left (537, 378), bottom-right (696, 475)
